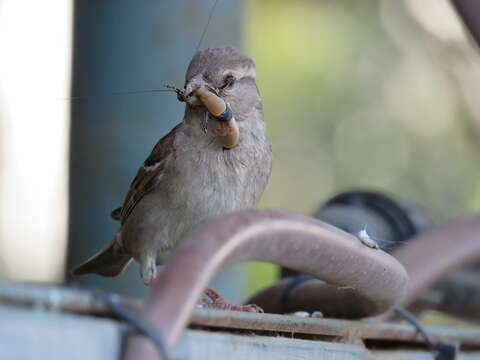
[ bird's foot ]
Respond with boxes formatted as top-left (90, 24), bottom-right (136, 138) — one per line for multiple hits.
top-left (198, 288), bottom-right (263, 313)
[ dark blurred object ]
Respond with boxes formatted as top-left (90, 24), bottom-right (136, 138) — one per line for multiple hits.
top-left (412, 269), bottom-right (480, 323)
top-left (434, 270), bottom-right (480, 318)
top-left (317, 190), bottom-right (431, 251)
top-left (282, 190), bottom-right (432, 278)
top-left (451, 0), bottom-right (480, 48)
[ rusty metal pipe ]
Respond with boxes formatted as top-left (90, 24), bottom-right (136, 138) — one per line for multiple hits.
top-left (246, 278), bottom-right (375, 318)
top-left (410, 269), bottom-right (480, 322)
top-left (125, 209), bottom-right (408, 358)
top-left (257, 215), bottom-right (480, 320)
top-left (393, 214), bottom-right (480, 306)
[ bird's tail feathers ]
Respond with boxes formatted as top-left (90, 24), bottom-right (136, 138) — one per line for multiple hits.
top-left (70, 236), bottom-right (131, 277)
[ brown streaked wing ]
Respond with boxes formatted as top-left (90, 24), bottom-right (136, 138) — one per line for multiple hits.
top-left (117, 123), bottom-right (180, 224)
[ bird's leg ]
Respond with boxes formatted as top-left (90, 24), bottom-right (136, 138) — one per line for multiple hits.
top-left (199, 288), bottom-right (263, 313)
top-left (140, 255), bottom-right (157, 286)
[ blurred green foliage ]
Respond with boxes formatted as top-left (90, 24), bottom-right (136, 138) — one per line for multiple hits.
top-left (244, 0), bottom-right (480, 296)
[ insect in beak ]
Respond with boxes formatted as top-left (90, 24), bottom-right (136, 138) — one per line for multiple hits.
top-left (194, 85), bottom-right (239, 149)
top-left (165, 83), bottom-right (239, 148)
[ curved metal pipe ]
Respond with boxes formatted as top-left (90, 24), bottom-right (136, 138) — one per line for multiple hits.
top-left (246, 278), bottom-right (375, 318)
top-left (251, 215), bottom-right (480, 318)
top-left (410, 269), bottom-right (480, 322)
top-left (125, 209), bottom-right (408, 358)
top-left (393, 214), bottom-right (480, 306)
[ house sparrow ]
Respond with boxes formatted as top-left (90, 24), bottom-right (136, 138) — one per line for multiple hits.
top-left (71, 47), bottom-right (272, 285)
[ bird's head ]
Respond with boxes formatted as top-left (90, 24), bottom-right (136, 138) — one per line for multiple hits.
top-left (183, 47), bottom-right (261, 121)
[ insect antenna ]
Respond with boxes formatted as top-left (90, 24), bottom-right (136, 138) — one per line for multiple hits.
top-left (65, 1), bottom-right (221, 102)
top-left (61, 87), bottom-right (176, 101)
top-left (195, 0), bottom-right (220, 53)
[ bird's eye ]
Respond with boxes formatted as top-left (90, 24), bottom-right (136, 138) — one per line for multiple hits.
top-left (219, 74), bottom-right (236, 90)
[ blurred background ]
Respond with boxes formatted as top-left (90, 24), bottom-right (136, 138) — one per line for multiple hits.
top-left (0, 0), bottom-right (479, 305)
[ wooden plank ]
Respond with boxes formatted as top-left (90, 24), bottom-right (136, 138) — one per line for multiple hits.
top-left (2, 282), bottom-right (480, 352)
top-left (176, 330), bottom-right (365, 360)
top-left (190, 309), bottom-right (480, 346)
top-left (2, 301), bottom-right (480, 360)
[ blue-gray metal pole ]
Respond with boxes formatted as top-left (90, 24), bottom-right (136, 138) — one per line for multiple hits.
top-left (67, 0), bottom-right (243, 297)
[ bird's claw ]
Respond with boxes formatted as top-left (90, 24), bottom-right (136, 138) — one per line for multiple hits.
top-left (199, 288), bottom-right (264, 313)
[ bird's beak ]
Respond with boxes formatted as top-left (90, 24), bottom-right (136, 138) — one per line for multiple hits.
top-left (184, 75), bottom-right (210, 106)
top-left (183, 76), bottom-right (239, 149)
